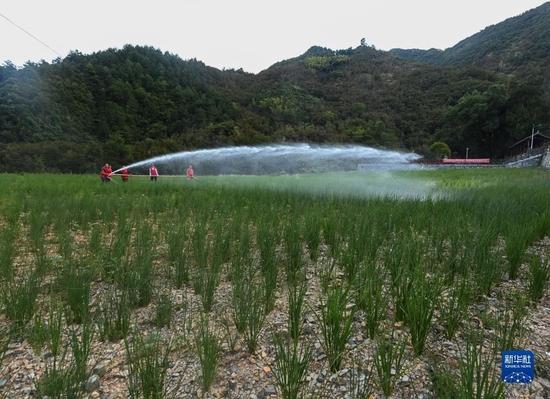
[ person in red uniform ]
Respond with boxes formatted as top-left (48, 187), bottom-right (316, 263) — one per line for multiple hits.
top-left (120, 167), bottom-right (129, 182)
top-left (149, 165), bottom-right (159, 182)
top-left (186, 164), bottom-right (194, 180)
top-left (100, 163), bottom-right (112, 182)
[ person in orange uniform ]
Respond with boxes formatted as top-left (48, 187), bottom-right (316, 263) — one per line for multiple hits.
top-left (149, 165), bottom-right (159, 182)
top-left (186, 164), bottom-right (194, 180)
top-left (120, 167), bottom-right (129, 182)
top-left (100, 163), bottom-right (112, 182)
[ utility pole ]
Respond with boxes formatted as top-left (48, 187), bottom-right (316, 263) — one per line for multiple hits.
top-left (466, 147), bottom-right (469, 159)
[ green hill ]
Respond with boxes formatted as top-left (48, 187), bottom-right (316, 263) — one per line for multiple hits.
top-left (1, 3), bottom-right (550, 172)
top-left (390, 2), bottom-right (550, 73)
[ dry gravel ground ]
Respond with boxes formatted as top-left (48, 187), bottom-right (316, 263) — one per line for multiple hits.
top-left (0, 240), bottom-right (549, 399)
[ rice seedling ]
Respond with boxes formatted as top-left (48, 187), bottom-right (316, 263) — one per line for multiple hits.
top-left (88, 223), bottom-right (102, 257)
top-left (288, 277), bottom-right (307, 342)
top-left (28, 209), bottom-right (47, 258)
top-left (354, 262), bottom-right (386, 339)
top-left (257, 220), bottom-right (279, 313)
top-left (455, 332), bottom-right (504, 399)
top-left (191, 222), bottom-right (222, 313)
top-left (493, 295), bottom-right (527, 352)
top-left (472, 232), bottom-right (502, 297)
top-left (528, 255), bottom-right (549, 303)
top-left (58, 261), bottom-right (92, 324)
top-left (98, 290), bottom-right (131, 342)
top-left (28, 313), bottom-right (48, 355)
top-left (194, 317), bottom-right (220, 394)
top-left (373, 333), bottom-right (408, 398)
top-left (403, 271), bottom-right (442, 356)
top-left (272, 333), bottom-right (312, 399)
top-left (166, 222), bottom-right (189, 288)
top-left (439, 275), bottom-right (472, 339)
top-left (36, 303), bottom-right (83, 399)
top-left (219, 312), bottom-right (239, 353)
top-left (0, 220), bottom-right (18, 282)
top-left (2, 271), bottom-right (40, 331)
top-left (232, 274), bottom-right (267, 353)
top-left (153, 291), bottom-right (173, 328)
top-left (429, 363), bottom-right (459, 399)
top-left (317, 285), bottom-right (355, 372)
top-left (505, 227), bottom-right (530, 280)
top-left (69, 321), bottom-right (94, 383)
top-left (304, 213), bottom-right (321, 262)
top-left (347, 364), bottom-right (374, 399)
top-left (340, 221), bottom-right (371, 284)
top-left (319, 214), bottom-right (342, 292)
top-left (193, 264), bottom-right (219, 313)
top-left (0, 323), bottom-right (12, 367)
top-left (231, 274), bottom-right (247, 335)
top-left (101, 219), bottom-right (132, 281)
top-left (284, 220), bottom-right (304, 284)
top-left (132, 224), bottom-right (155, 307)
top-left (56, 221), bottom-right (74, 261)
top-left (386, 238), bottom-right (421, 322)
top-left (231, 224), bottom-right (268, 351)
top-left (125, 331), bottom-right (171, 399)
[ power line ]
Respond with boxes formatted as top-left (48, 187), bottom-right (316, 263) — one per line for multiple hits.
top-left (0, 11), bottom-right (62, 57)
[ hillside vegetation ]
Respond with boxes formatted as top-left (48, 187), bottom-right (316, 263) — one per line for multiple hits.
top-left (1, 3), bottom-right (550, 172)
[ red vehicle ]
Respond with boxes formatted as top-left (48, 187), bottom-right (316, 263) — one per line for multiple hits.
top-left (441, 158), bottom-right (491, 165)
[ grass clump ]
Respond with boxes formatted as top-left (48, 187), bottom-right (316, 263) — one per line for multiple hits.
top-left (153, 292), bottom-right (173, 328)
top-left (166, 222), bottom-right (189, 288)
top-left (317, 285), bottom-right (355, 372)
top-left (195, 317), bottom-right (220, 394)
top-left (373, 333), bottom-right (407, 398)
top-left (288, 278), bottom-right (307, 342)
top-left (35, 304), bottom-right (87, 399)
top-left (98, 290), bottom-right (131, 342)
top-left (528, 256), bottom-right (549, 303)
top-left (272, 334), bottom-right (312, 399)
top-left (440, 275), bottom-right (471, 339)
top-left (58, 262), bottom-right (92, 324)
top-left (403, 271), bottom-right (441, 356)
top-left (456, 333), bottom-right (504, 399)
top-left (125, 331), bottom-right (171, 399)
top-left (354, 263), bottom-right (386, 339)
top-left (2, 272), bottom-right (40, 331)
top-left (493, 296), bottom-right (527, 352)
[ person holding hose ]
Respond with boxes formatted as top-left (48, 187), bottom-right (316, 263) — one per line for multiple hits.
top-left (149, 164), bottom-right (159, 182)
top-left (100, 163), bottom-right (112, 182)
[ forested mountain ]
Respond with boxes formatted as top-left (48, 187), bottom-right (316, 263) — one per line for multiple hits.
top-left (390, 2), bottom-right (550, 77)
top-left (1, 2), bottom-right (550, 172)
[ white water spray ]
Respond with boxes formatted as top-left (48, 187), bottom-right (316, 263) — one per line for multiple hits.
top-left (113, 143), bottom-right (421, 175)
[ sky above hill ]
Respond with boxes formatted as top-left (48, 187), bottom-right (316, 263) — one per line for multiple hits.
top-left (1, 0), bottom-right (547, 73)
